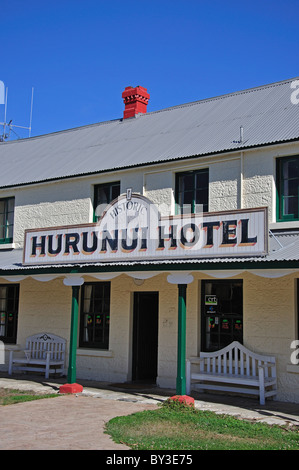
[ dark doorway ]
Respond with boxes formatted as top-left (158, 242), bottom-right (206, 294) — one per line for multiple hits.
top-left (132, 292), bottom-right (159, 383)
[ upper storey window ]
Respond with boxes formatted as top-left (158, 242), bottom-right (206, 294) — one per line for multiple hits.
top-left (0, 197), bottom-right (14, 244)
top-left (94, 182), bottom-right (120, 222)
top-left (175, 169), bottom-right (209, 214)
top-left (277, 156), bottom-right (299, 222)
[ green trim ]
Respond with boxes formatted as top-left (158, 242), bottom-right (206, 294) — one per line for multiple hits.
top-left (2, 259), bottom-right (299, 278)
top-left (0, 197), bottom-right (15, 245)
top-left (276, 156), bottom-right (299, 222)
top-left (67, 285), bottom-right (80, 384)
top-left (176, 284), bottom-right (187, 395)
top-left (175, 172), bottom-right (179, 216)
top-left (0, 238), bottom-right (13, 245)
top-left (79, 282), bottom-right (110, 349)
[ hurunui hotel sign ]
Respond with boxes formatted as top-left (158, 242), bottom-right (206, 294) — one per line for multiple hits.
top-left (23, 194), bottom-right (268, 265)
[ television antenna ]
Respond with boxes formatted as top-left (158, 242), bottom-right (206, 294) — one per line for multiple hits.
top-left (0, 86), bottom-right (34, 142)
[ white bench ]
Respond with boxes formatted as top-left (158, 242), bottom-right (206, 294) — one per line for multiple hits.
top-left (186, 341), bottom-right (277, 405)
top-left (8, 333), bottom-right (66, 379)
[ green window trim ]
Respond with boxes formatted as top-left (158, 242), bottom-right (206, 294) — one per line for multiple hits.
top-left (0, 197), bottom-right (15, 244)
top-left (276, 156), bottom-right (299, 222)
top-left (175, 169), bottom-right (209, 215)
top-left (79, 282), bottom-right (111, 350)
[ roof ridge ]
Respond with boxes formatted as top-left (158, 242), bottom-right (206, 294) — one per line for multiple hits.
top-left (1, 76), bottom-right (297, 144)
top-left (0, 117), bottom-right (122, 145)
top-left (144, 76), bottom-right (299, 116)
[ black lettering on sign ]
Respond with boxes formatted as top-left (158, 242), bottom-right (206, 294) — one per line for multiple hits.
top-left (239, 219), bottom-right (257, 245)
top-left (180, 223), bottom-right (200, 248)
top-left (157, 225), bottom-right (177, 250)
top-left (100, 230), bottom-right (118, 253)
top-left (64, 233), bottom-right (80, 255)
top-left (31, 235), bottom-right (46, 256)
top-left (48, 234), bottom-right (62, 256)
top-left (82, 231), bottom-right (98, 254)
top-left (221, 220), bottom-right (237, 246)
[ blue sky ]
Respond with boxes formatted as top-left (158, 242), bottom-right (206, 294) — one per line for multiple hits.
top-left (1, 0), bottom-right (298, 139)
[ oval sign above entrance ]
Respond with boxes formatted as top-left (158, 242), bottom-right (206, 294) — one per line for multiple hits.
top-left (99, 193), bottom-right (160, 240)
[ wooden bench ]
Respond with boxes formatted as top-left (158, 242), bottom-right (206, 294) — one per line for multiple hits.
top-left (8, 333), bottom-right (66, 379)
top-left (186, 341), bottom-right (277, 405)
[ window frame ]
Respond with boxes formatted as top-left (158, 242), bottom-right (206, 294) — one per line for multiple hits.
top-left (175, 169), bottom-right (209, 215)
top-left (93, 181), bottom-right (120, 222)
top-left (201, 279), bottom-right (243, 353)
top-left (276, 156), bottom-right (299, 222)
top-left (79, 282), bottom-right (111, 350)
top-left (0, 283), bottom-right (19, 344)
top-left (0, 197), bottom-right (15, 244)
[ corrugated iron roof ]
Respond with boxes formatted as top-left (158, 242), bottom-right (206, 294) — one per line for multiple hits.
top-left (0, 77), bottom-right (298, 188)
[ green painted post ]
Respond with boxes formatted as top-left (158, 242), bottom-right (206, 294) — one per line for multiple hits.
top-left (67, 285), bottom-right (80, 384)
top-left (176, 283), bottom-right (187, 395)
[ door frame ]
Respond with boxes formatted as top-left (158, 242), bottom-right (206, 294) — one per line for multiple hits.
top-left (132, 291), bottom-right (159, 383)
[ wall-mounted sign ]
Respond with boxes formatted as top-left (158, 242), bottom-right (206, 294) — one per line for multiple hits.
top-left (23, 194), bottom-right (268, 266)
top-left (205, 295), bottom-right (218, 305)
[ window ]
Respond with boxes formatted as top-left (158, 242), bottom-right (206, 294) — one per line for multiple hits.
top-left (79, 282), bottom-right (111, 349)
top-left (0, 197), bottom-right (14, 244)
top-left (201, 280), bottom-right (243, 352)
top-left (277, 156), bottom-right (299, 222)
top-left (0, 284), bottom-right (19, 344)
top-left (94, 182), bottom-right (120, 221)
top-left (175, 169), bottom-right (208, 215)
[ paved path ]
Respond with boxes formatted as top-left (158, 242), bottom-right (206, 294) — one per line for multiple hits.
top-left (1, 374), bottom-right (299, 450)
top-left (0, 394), bottom-right (157, 450)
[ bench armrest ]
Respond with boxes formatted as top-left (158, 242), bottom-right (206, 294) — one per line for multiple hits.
top-left (258, 362), bottom-right (276, 369)
top-left (23, 349), bottom-right (31, 360)
top-left (187, 357), bottom-right (204, 365)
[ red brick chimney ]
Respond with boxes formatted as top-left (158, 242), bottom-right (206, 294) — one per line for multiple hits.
top-left (122, 86), bottom-right (150, 119)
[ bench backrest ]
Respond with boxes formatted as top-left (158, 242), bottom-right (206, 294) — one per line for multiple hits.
top-left (199, 341), bottom-right (276, 378)
top-left (25, 333), bottom-right (66, 361)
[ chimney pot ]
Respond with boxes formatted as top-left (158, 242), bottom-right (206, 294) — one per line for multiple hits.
top-left (122, 85), bottom-right (150, 119)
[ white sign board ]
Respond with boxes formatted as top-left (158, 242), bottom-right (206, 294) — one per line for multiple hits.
top-left (23, 195), bottom-right (268, 265)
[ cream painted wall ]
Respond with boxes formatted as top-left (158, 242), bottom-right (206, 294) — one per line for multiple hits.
top-left (242, 272), bottom-right (299, 403)
top-left (16, 277), bottom-right (72, 344)
top-left (3, 270), bottom-right (299, 401)
top-left (75, 273), bottom-right (198, 386)
top-left (2, 141), bottom-right (299, 252)
top-left (1, 142), bottom-right (299, 401)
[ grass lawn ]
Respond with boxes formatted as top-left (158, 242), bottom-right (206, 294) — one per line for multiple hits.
top-left (0, 388), bottom-right (58, 406)
top-left (106, 399), bottom-right (299, 451)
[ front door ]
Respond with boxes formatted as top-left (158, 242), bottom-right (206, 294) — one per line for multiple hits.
top-left (132, 292), bottom-right (159, 383)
